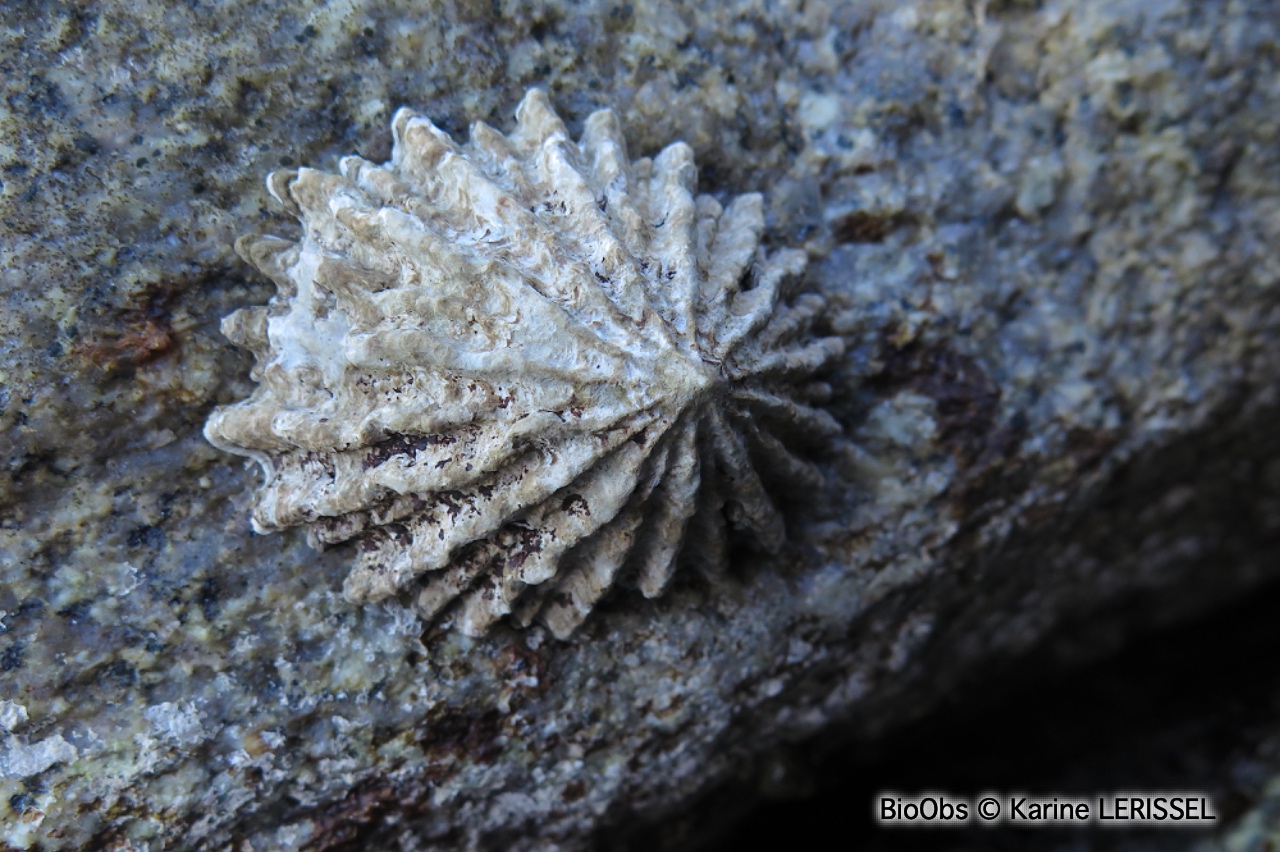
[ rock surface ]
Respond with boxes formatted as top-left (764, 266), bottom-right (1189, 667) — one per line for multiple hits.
top-left (1, 0), bottom-right (1278, 848)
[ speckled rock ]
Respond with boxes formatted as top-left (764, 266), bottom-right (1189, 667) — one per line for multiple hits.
top-left (1, 0), bottom-right (1278, 849)
top-left (1202, 776), bottom-right (1280, 852)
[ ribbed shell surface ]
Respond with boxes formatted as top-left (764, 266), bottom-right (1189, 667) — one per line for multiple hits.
top-left (205, 89), bottom-right (846, 638)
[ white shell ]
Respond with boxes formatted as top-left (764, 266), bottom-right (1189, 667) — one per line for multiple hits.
top-left (205, 89), bottom-right (846, 639)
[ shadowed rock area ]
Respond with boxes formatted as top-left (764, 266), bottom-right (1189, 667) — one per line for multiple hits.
top-left (0, 0), bottom-right (1278, 848)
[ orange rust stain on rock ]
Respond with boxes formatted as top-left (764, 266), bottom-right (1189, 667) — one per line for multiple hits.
top-left (75, 319), bottom-right (174, 369)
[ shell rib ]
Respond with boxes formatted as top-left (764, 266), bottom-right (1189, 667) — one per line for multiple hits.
top-left (205, 89), bottom-right (846, 639)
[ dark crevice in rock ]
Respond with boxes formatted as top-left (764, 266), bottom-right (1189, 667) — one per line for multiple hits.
top-left (609, 391), bottom-right (1280, 851)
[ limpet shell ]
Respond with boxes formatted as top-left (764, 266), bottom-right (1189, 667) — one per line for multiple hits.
top-left (205, 89), bottom-right (846, 638)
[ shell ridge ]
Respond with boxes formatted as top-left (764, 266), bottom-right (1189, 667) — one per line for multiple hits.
top-left (683, 414), bottom-right (730, 578)
top-left (627, 414), bottom-right (703, 598)
top-left (355, 414), bottom-right (559, 500)
top-left (533, 132), bottom-right (663, 338)
top-left (581, 107), bottom-right (630, 176)
top-left (730, 387), bottom-right (844, 440)
top-left (453, 431), bottom-right (663, 634)
top-left (480, 424), bottom-right (661, 591)
top-left (265, 169), bottom-right (303, 218)
top-left (730, 413), bottom-right (829, 494)
top-left (342, 308), bottom-right (634, 386)
top-left (710, 251), bottom-right (811, 360)
top-left (339, 371), bottom-right (566, 446)
top-left (260, 450), bottom-right (385, 530)
top-left (344, 407), bottom-right (663, 601)
top-left (235, 234), bottom-right (301, 299)
top-left (382, 134), bottom-right (660, 358)
top-left (729, 335), bottom-right (845, 383)
top-left (753, 290), bottom-right (830, 353)
top-left (640, 142), bottom-right (701, 347)
top-left (219, 305), bottom-right (270, 355)
top-left (311, 255), bottom-right (385, 329)
top-left (391, 109), bottom-right (459, 180)
top-left (511, 88), bottom-right (570, 153)
top-left (703, 406), bottom-right (784, 553)
top-left (511, 423), bottom-right (675, 632)
top-left (284, 168), bottom-right (364, 232)
top-left (515, 134), bottom-right (671, 354)
top-left (697, 194), bottom-right (766, 343)
top-left (412, 413), bottom-right (672, 634)
top-left (411, 538), bottom-right (502, 621)
top-left (535, 495), bottom-right (650, 638)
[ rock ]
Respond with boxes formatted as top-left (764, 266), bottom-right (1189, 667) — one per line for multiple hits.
top-left (0, 0), bottom-right (1277, 848)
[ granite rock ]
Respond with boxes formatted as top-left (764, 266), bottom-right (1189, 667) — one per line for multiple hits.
top-left (1, 0), bottom-right (1278, 848)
